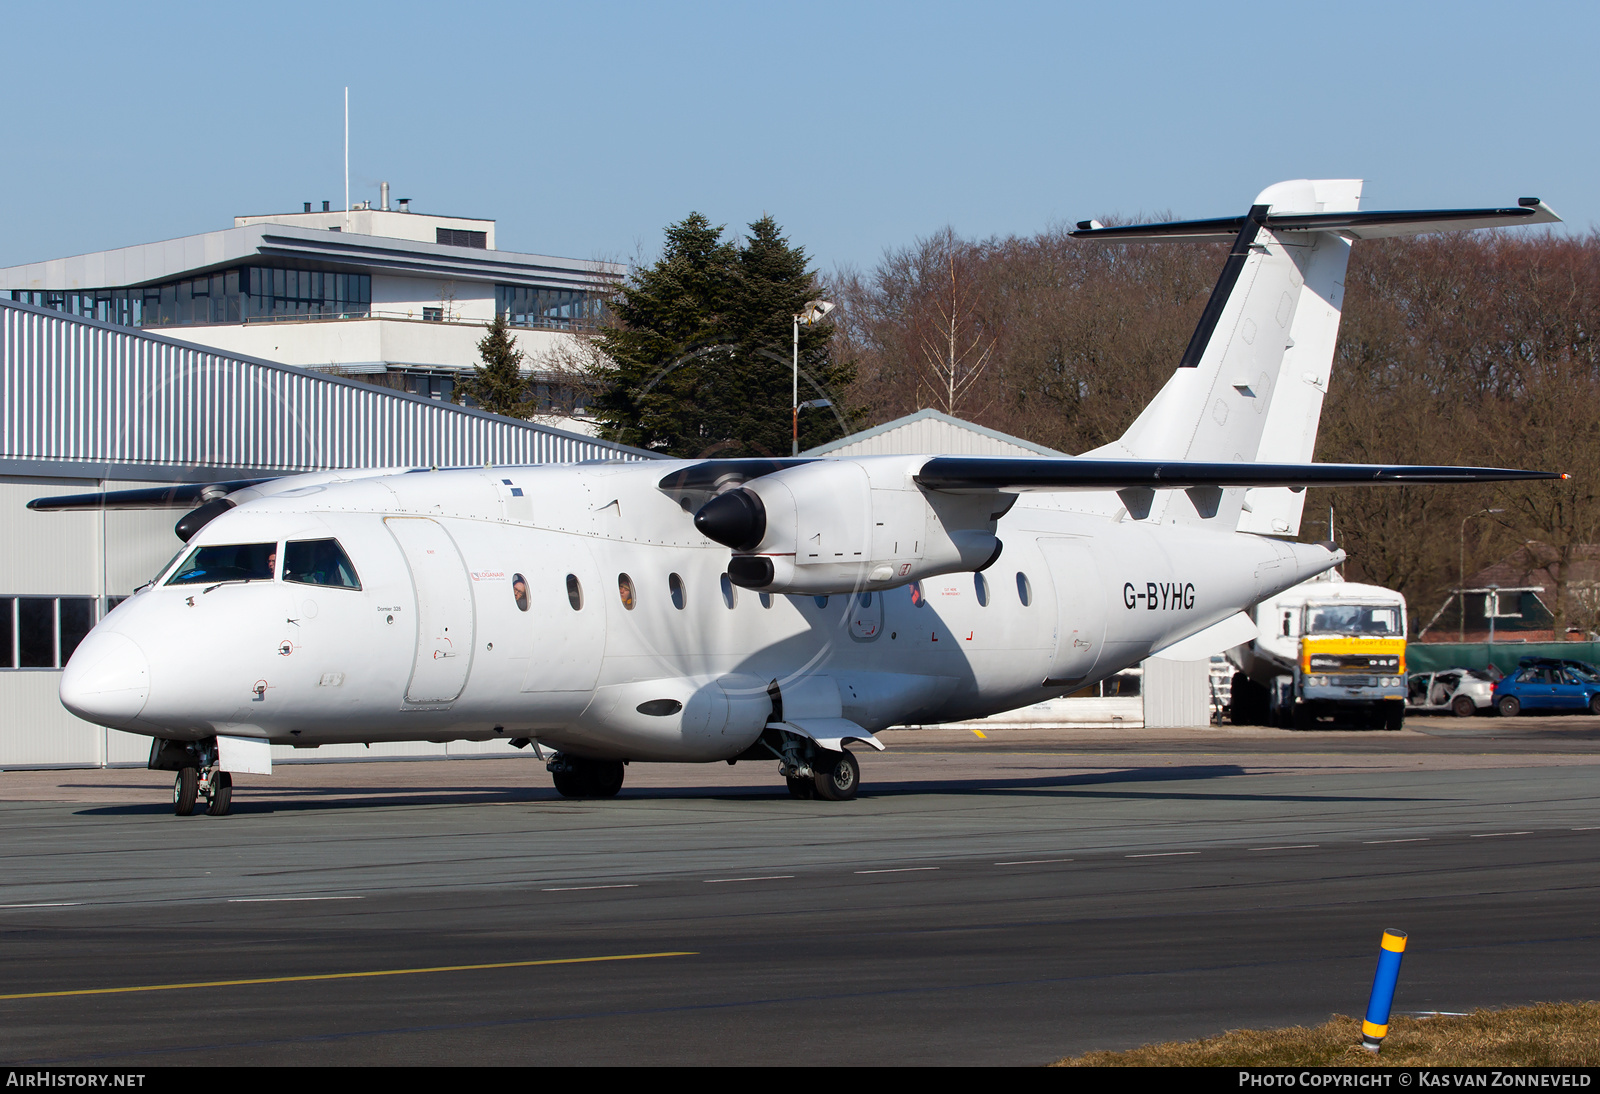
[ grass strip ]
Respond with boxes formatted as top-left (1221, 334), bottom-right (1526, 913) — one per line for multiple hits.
top-left (1053, 1003), bottom-right (1600, 1067)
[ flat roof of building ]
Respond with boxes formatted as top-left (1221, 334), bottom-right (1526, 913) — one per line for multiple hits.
top-left (0, 217), bottom-right (622, 294)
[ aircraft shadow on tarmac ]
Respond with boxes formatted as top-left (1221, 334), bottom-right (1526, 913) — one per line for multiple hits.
top-left (68, 763), bottom-right (1433, 816)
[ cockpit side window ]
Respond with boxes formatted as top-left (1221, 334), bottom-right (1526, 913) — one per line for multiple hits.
top-left (283, 539), bottom-right (362, 590)
top-left (165, 543), bottom-right (277, 586)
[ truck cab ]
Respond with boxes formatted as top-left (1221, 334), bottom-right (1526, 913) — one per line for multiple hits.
top-left (1228, 571), bottom-right (1408, 730)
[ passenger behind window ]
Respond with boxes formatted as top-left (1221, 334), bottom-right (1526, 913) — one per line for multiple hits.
top-left (512, 573), bottom-right (529, 611)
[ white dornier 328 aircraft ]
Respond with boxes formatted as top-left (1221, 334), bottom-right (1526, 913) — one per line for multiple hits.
top-left (42, 181), bottom-right (1563, 815)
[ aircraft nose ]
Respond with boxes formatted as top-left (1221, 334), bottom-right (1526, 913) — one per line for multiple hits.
top-left (60, 631), bottom-right (150, 728)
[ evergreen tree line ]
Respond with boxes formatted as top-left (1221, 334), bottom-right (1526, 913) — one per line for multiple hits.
top-left (833, 226), bottom-right (1600, 635)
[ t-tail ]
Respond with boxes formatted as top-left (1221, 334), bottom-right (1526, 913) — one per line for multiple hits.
top-left (1075, 180), bottom-right (1560, 533)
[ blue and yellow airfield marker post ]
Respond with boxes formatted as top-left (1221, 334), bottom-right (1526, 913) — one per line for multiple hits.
top-left (1361, 929), bottom-right (1408, 1052)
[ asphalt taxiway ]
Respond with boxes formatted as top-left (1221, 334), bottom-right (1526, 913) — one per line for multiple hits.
top-left (2, 720), bottom-right (1598, 1066)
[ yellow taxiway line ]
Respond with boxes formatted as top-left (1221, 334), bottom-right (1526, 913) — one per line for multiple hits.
top-left (0, 951), bottom-right (696, 1001)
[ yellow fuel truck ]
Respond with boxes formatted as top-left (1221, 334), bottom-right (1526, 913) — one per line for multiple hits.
top-left (1227, 571), bottom-right (1407, 730)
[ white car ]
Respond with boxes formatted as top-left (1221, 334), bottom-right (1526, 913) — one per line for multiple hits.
top-left (1405, 669), bottom-right (1497, 717)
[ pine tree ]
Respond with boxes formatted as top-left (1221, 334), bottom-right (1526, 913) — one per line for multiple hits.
top-left (591, 214), bottom-right (852, 456)
top-left (454, 313), bottom-right (529, 417)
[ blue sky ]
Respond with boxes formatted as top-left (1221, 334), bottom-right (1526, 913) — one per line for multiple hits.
top-left (2, 0), bottom-right (1593, 274)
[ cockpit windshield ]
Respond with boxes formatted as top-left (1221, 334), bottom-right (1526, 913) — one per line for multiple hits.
top-left (165, 543), bottom-right (276, 586)
top-left (283, 539), bottom-right (361, 590)
top-left (1302, 602), bottom-right (1403, 636)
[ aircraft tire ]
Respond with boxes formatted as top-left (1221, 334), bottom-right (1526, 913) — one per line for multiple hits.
top-left (551, 767), bottom-right (590, 798)
top-left (786, 776), bottom-right (814, 800)
top-left (588, 761), bottom-right (624, 798)
top-left (812, 749), bottom-right (859, 802)
top-left (173, 768), bottom-right (198, 816)
top-left (207, 771), bottom-right (233, 816)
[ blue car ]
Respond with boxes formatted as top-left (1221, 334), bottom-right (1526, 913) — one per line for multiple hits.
top-left (1492, 659), bottom-right (1600, 716)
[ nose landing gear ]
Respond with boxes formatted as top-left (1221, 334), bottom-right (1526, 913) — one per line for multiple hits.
top-left (155, 737), bottom-right (234, 817)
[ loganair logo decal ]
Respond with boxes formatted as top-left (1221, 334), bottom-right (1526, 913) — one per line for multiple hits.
top-left (1124, 581), bottom-right (1196, 611)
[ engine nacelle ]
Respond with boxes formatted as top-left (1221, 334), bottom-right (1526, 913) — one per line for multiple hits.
top-left (693, 457), bottom-right (1006, 595)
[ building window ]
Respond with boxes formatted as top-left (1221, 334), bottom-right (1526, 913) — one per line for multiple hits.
top-left (496, 285), bottom-right (601, 330)
top-left (0, 596), bottom-right (99, 669)
top-left (422, 307), bottom-right (443, 322)
top-left (437, 228), bottom-right (487, 249)
top-left (11, 266), bottom-right (372, 329)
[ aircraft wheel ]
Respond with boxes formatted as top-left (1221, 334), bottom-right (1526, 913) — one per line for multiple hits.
top-left (786, 776), bottom-right (814, 800)
top-left (588, 761), bottom-right (624, 798)
top-left (551, 767), bottom-right (589, 798)
top-left (812, 749), bottom-right (859, 802)
top-left (1497, 695), bottom-right (1521, 718)
top-left (207, 771), bottom-right (233, 816)
top-left (1452, 696), bottom-right (1476, 718)
top-left (173, 768), bottom-right (198, 816)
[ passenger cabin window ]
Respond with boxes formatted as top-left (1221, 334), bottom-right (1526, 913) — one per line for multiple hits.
top-left (974, 573), bottom-right (989, 607)
top-left (566, 574), bottom-right (584, 610)
top-left (283, 539), bottom-right (361, 590)
top-left (166, 543), bottom-right (276, 585)
top-left (814, 595), bottom-right (829, 609)
top-left (1016, 572), bottom-right (1032, 607)
top-left (759, 592), bottom-right (773, 609)
top-left (512, 573), bottom-right (530, 611)
top-left (720, 573), bottom-right (737, 609)
top-left (669, 573), bottom-right (686, 610)
top-left (910, 581), bottom-right (925, 608)
top-left (618, 574), bottom-right (637, 611)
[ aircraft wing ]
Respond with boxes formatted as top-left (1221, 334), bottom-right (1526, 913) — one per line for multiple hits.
top-left (27, 479), bottom-right (280, 511)
top-left (912, 457), bottom-right (1565, 493)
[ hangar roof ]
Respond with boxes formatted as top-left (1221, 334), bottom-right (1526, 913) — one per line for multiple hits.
top-left (0, 297), bottom-right (656, 484)
top-left (803, 408), bottom-right (1063, 459)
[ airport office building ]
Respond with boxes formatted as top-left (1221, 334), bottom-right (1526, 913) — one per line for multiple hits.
top-left (0, 200), bottom-right (642, 768)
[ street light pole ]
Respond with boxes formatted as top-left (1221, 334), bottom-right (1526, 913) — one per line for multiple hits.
top-left (1460, 508), bottom-right (1506, 642)
top-left (792, 299), bottom-right (834, 456)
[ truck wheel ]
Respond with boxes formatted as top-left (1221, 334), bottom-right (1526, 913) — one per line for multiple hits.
top-left (1384, 705), bottom-right (1405, 732)
top-left (1292, 704), bottom-right (1315, 731)
top-left (1229, 673), bottom-right (1261, 725)
top-left (1497, 695), bottom-right (1521, 718)
top-left (1452, 696), bottom-right (1476, 718)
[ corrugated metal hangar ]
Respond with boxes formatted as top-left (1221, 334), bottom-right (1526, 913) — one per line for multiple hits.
top-left (0, 297), bottom-right (651, 768)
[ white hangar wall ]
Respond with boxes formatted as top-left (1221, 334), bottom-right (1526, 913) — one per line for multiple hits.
top-left (0, 298), bottom-right (654, 769)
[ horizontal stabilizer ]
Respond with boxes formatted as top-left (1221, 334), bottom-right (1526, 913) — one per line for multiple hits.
top-left (913, 457), bottom-right (1564, 492)
top-left (1071, 199), bottom-right (1560, 242)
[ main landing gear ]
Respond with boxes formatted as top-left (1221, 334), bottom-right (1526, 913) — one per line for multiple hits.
top-left (774, 732), bottom-right (860, 802)
top-left (548, 754), bottom-right (625, 799)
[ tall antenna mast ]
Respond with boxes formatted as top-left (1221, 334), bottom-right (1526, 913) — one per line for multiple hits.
top-left (343, 87), bottom-right (350, 226)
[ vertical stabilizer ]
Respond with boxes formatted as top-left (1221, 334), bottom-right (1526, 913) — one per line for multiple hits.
top-left (1083, 180), bottom-right (1361, 529)
top-left (1236, 180), bottom-right (1360, 535)
top-left (1072, 181), bottom-right (1556, 534)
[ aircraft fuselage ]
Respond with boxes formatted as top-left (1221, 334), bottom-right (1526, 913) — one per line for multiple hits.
top-left (63, 460), bottom-right (1339, 763)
